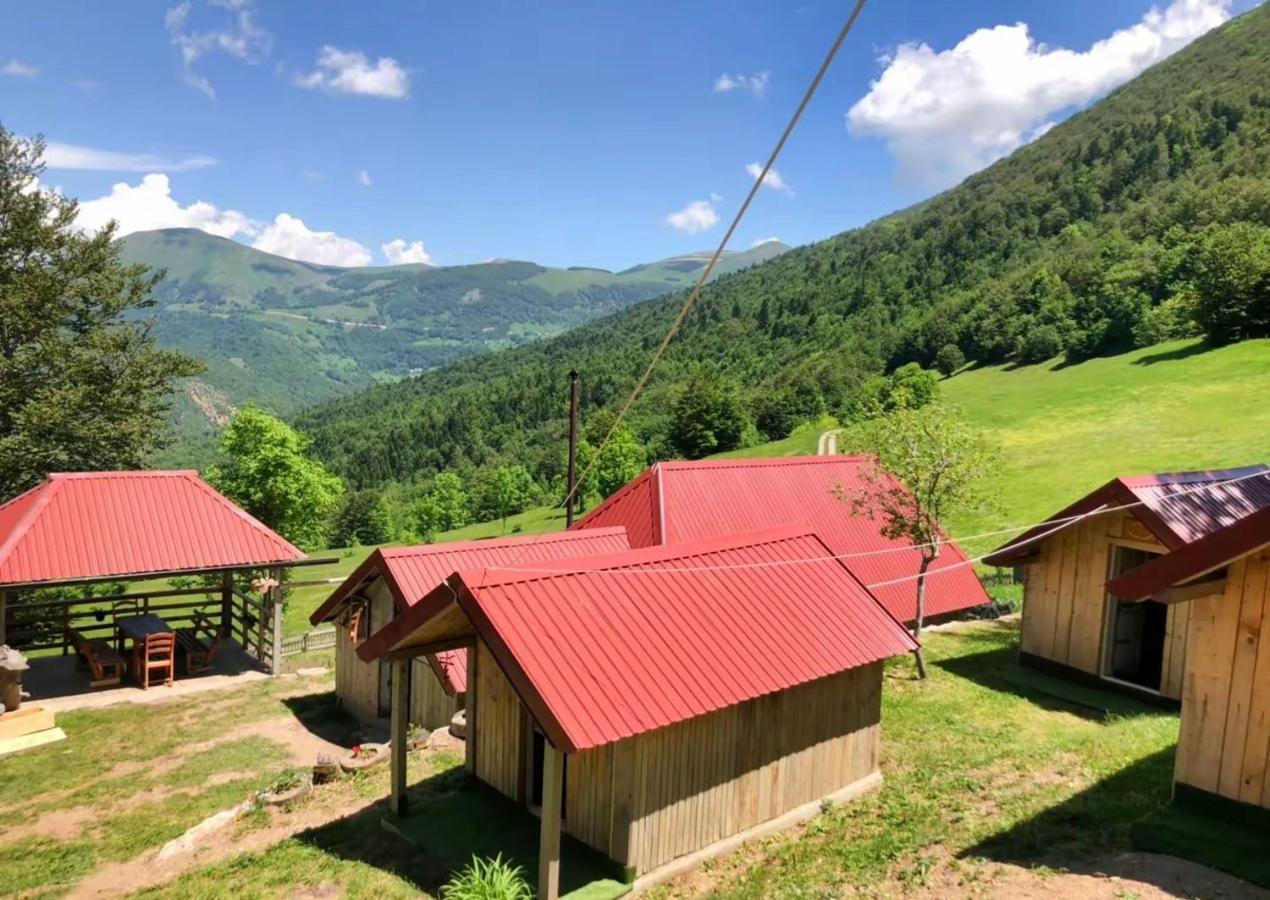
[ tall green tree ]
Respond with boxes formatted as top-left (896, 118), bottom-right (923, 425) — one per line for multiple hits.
top-left (1190, 222), bottom-right (1270, 343)
top-left (207, 406), bottom-right (344, 551)
top-left (485, 464), bottom-right (536, 532)
top-left (839, 404), bottom-right (999, 678)
top-left (668, 369), bottom-right (751, 459)
top-left (0, 127), bottom-right (202, 498)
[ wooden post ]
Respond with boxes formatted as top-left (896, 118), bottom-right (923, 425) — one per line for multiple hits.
top-left (565, 369), bottom-right (580, 528)
top-left (269, 567), bottom-right (283, 676)
top-left (465, 639), bottom-right (479, 775)
top-left (538, 740), bottom-right (564, 900)
top-left (0, 590), bottom-right (7, 646)
top-left (390, 657), bottom-right (409, 816)
top-left (220, 572), bottom-right (233, 638)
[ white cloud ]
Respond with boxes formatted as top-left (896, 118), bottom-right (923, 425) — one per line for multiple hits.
top-left (745, 161), bottom-right (793, 195)
top-left (382, 238), bottom-right (432, 265)
top-left (295, 46), bottom-right (409, 99)
top-left (43, 141), bottom-right (217, 173)
top-left (357, 169), bottom-right (373, 187)
top-left (3, 59), bottom-right (39, 78)
top-left (74, 173), bottom-right (256, 239)
top-left (665, 199), bottom-right (719, 234)
top-left (251, 213), bottom-right (372, 266)
top-left (73, 174), bottom-right (373, 268)
top-left (72, 78), bottom-right (100, 92)
top-left (713, 71), bottom-right (768, 97)
top-left (751, 236), bottom-right (782, 248)
top-left (165, 0), bottom-right (272, 99)
top-left (846, 0), bottom-right (1231, 188)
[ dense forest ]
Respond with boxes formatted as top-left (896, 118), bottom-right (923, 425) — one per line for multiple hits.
top-left (297, 8), bottom-right (1270, 508)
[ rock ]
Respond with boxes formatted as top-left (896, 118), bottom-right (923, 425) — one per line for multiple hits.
top-left (429, 726), bottom-right (465, 753)
top-left (155, 801), bottom-right (250, 860)
top-left (449, 709), bottom-right (467, 739)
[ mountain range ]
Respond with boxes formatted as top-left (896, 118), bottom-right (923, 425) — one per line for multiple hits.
top-left (119, 229), bottom-right (788, 464)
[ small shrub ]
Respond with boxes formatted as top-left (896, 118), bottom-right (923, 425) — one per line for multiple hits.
top-left (441, 854), bottom-right (533, 900)
top-left (934, 343), bottom-right (965, 377)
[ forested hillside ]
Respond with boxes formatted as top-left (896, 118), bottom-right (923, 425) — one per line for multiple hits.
top-left (299, 7), bottom-right (1269, 496)
top-left (121, 229), bottom-right (787, 465)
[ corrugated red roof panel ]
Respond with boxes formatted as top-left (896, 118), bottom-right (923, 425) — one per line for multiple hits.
top-left (0, 471), bottom-right (304, 587)
top-left (370, 526), bottom-right (918, 753)
top-left (1107, 505), bottom-right (1270, 602)
top-left (985, 465), bottom-right (1270, 566)
top-left (315, 527), bottom-right (632, 694)
top-left (573, 456), bottom-right (990, 622)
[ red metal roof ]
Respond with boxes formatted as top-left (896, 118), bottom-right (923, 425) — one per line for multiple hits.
top-left (984, 465), bottom-right (1270, 566)
top-left (0, 471), bottom-right (304, 587)
top-left (1107, 505), bottom-right (1270, 602)
top-left (362, 525), bottom-right (918, 753)
top-left (314, 527), bottom-right (631, 693)
top-left (573, 456), bottom-right (990, 622)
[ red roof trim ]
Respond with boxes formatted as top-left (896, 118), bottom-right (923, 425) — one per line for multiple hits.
top-left (309, 549), bottom-right (397, 625)
top-left (1107, 505), bottom-right (1270, 601)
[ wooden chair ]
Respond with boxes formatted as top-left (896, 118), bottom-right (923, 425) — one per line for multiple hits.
top-left (111, 599), bottom-right (141, 653)
top-left (65, 627), bottom-right (126, 688)
top-left (132, 632), bottom-right (176, 689)
top-left (175, 611), bottom-right (226, 674)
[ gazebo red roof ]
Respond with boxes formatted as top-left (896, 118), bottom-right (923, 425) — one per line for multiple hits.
top-left (0, 471), bottom-right (304, 588)
top-left (359, 525), bottom-right (918, 753)
top-left (571, 456), bottom-right (990, 622)
top-left (312, 527), bottom-right (632, 693)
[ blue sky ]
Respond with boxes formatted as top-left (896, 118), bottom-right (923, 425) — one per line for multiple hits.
top-left (0, 0), bottom-right (1255, 270)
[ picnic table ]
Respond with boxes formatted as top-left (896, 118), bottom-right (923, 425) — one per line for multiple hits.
top-left (116, 613), bottom-right (172, 645)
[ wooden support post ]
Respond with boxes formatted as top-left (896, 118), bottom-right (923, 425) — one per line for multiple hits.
top-left (390, 657), bottom-right (409, 816)
top-left (220, 572), bottom-right (233, 637)
top-left (0, 589), bottom-right (8, 647)
top-left (465, 641), bottom-right (479, 775)
top-left (269, 567), bottom-right (283, 676)
top-left (538, 740), bottom-right (564, 900)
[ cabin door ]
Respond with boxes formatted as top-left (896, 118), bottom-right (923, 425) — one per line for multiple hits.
top-left (1103, 546), bottom-right (1167, 692)
top-left (527, 724), bottom-right (568, 816)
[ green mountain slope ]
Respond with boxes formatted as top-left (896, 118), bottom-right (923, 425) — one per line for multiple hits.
top-left (120, 229), bottom-right (787, 465)
top-left (299, 7), bottom-right (1269, 490)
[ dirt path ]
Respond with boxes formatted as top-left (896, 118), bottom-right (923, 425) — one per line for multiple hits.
top-left (817, 429), bottom-right (840, 455)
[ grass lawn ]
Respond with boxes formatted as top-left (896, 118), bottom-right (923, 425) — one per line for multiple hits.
top-left (10, 621), bottom-right (1211, 899)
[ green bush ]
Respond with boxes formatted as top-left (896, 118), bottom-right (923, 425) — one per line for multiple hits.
top-left (441, 854), bottom-right (534, 900)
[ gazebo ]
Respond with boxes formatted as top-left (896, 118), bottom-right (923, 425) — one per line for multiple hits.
top-left (0, 470), bottom-right (321, 693)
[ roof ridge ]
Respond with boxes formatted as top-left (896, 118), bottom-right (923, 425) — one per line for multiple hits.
top-left (0, 478), bottom-right (66, 573)
top-left (50, 469), bottom-right (200, 479)
top-left (456, 524), bottom-right (818, 588)
top-left (381, 526), bottom-right (629, 558)
top-left (1121, 463), bottom-right (1270, 487)
top-left (659, 454), bottom-right (870, 470)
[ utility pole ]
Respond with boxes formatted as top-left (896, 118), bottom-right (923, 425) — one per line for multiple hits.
top-left (565, 369), bottom-right (580, 527)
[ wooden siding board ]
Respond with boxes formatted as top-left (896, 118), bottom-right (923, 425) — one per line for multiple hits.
top-left (1240, 556), bottom-right (1270, 805)
top-left (1068, 521), bottom-right (1109, 674)
top-left (1220, 556), bottom-right (1269, 800)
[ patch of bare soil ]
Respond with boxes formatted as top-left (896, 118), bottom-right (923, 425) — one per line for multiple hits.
top-left (905, 851), bottom-right (1269, 899)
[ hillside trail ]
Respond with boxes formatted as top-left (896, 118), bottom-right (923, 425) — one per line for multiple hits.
top-left (817, 429), bottom-right (840, 455)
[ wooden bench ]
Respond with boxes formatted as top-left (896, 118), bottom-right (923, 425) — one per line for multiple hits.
top-left (175, 611), bottom-right (226, 674)
top-left (65, 627), bottom-right (126, 688)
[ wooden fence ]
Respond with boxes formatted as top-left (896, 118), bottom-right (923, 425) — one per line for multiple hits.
top-left (280, 626), bottom-right (337, 657)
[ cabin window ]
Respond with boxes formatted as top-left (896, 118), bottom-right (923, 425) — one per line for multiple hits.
top-left (1103, 546), bottom-right (1167, 691)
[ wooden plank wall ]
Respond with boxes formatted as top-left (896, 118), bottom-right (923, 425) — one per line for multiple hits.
top-left (1018, 510), bottom-right (1187, 699)
top-left (409, 659), bottom-right (458, 731)
top-left (615, 663), bottom-right (883, 874)
top-left (473, 639), bottom-right (523, 798)
top-left (334, 624), bottom-right (378, 722)
top-left (1175, 551), bottom-right (1270, 808)
top-left (334, 580), bottom-right (395, 722)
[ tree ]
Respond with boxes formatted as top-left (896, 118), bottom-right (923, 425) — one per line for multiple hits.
top-left (839, 404), bottom-right (999, 678)
top-left (668, 369), bottom-right (750, 459)
top-left (333, 489), bottom-right (393, 547)
top-left (0, 128), bottom-right (202, 498)
top-left (207, 406), bottom-right (345, 551)
top-left (1190, 222), bottom-right (1270, 343)
top-left (933, 344), bottom-right (966, 377)
top-left (486, 464), bottom-right (536, 531)
top-left (429, 471), bottom-right (469, 531)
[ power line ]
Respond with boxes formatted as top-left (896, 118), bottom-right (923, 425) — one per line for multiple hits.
top-left (477, 468), bottom-right (1270, 582)
top-left (560, 0), bottom-right (872, 512)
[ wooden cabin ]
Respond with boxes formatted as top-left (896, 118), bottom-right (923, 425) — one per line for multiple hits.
top-left (571, 456), bottom-right (991, 624)
top-left (358, 526), bottom-right (918, 898)
top-left (984, 466), bottom-right (1270, 701)
top-left (309, 528), bottom-right (630, 727)
top-left (1107, 503), bottom-right (1270, 811)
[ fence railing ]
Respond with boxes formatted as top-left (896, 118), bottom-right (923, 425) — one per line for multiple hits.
top-left (7, 587), bottom-right (223, 654)
top-left (280, 626), bottom-right (337, 657)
